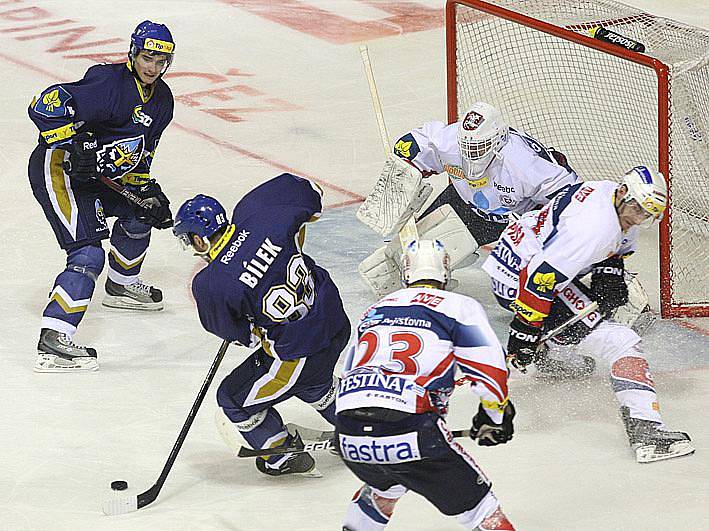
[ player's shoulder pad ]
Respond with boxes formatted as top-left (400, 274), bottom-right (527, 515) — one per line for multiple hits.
top-left (31, 84), bottom-right (74, 118)
top-left (393, 132), bottom-right (421, 161)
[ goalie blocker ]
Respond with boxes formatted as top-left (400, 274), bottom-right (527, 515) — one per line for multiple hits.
top-left (359, 204), bottom-right (480, 297)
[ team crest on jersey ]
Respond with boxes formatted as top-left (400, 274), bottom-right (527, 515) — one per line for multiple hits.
top-left (132, 105), bottom-right (153, 127)
top-left (462, 110), bottom-right (484, 131)
top-left (393, 134), bottom-right (420, 160)
top-left (33, 86), bottom-right (73, 118)
top-left (526, 262), bottom-right (568, 300)
top-left (94, 199), bottom-right (108, 231)
top-left (97, 135), bottom-right (145, 177)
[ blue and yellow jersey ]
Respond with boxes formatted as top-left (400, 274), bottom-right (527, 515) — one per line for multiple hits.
top-left (192, 173), bottom-right (350, 360)
top-left (28, 62), bottom-right (174, 185)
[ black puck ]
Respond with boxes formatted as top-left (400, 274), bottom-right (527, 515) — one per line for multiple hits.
top-left (111, 480), bottom-right (128, 491)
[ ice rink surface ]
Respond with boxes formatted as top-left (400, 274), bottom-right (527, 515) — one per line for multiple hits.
top-left (0, 1), bottom-right (707, 529)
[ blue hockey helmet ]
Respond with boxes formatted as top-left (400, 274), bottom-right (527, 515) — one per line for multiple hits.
top-left (173, 195), bottom-right (229, 250)
top-left (129, 20), bottom-right (175, 73)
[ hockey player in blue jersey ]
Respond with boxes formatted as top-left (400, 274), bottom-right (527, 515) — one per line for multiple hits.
top-left (28, 21), bottom-right (176, 372)
top-left (173, 173), bottom-right (351, 477)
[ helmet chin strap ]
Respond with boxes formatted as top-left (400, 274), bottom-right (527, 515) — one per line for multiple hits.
top-left (193, 236), bottom-right (213, 262)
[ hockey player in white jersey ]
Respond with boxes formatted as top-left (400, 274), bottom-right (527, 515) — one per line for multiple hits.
top-left (358, 101), bottom-right (580, 297)
top-left (336, 240), bottom-right (516, 531)
top-left (482, 166), bottom-right (694, 463)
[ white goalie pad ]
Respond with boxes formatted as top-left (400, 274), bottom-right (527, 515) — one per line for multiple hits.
top-left (611, 272), bottom-right (657, 335)
top-left (358, 204), bottom-right (480, 297)
top-left (356, 155), bottom-right (432, 236)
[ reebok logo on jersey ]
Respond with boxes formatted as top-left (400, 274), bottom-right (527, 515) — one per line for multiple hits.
top-left (220, 230), bottom-right (250, 265)
top-left (339, 432), bottom-right (420, 464)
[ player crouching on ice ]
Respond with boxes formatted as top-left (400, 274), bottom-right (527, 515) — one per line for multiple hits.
top-left (482, 166), bottom-right (694, 463)
top-left (336, 240), bottom-right (516, 530)
top-left (173, 174), bottom-right (350, 477)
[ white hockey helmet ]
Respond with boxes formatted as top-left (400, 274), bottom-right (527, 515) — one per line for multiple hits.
top-left (457, 102), bottom-right (509, 181)
top-left (401, 239), bottom-right (450, 287)
top-left (621, 165), bottom-right (668, 224)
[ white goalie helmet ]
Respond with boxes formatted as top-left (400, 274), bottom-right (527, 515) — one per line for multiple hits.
top-left (621, 165), bottom-right (668, 224)
top-left (401, 239), bottom-right (450, 287)
top-left (457, 102), bottom-right (509, 181)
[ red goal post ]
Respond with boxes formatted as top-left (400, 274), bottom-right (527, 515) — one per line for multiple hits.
top-left (446, 0), bottom-right (709, 318)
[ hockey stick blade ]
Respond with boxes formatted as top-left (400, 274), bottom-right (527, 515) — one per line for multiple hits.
top-left (102, 496), bottom-right (139, 516)
top-left (285, 422), bottom-right (334, 442)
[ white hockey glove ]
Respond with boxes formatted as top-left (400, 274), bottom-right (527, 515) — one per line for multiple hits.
top-left (356, 154), bottom-right (432, 236)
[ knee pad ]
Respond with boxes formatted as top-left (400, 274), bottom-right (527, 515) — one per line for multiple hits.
top-left (66, 244), bottom-right (105, 281)
top-left (611, 355), bottom-right (655, 392)
top-left (116, 218), bottom-right (152, 239)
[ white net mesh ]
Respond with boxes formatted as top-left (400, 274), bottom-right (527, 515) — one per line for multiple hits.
top-left (449, 0), bottom-right (709, 316)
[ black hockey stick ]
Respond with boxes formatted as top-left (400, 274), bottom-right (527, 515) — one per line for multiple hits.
top-left (102, 340), bottom-right (230, 516)
top-left (98, 175), bottom-right (153, 210)
top-left (237, 428), bottom-right (471, 458)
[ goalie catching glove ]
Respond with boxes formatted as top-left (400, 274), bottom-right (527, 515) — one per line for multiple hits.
top-left (356, 154), bottom-right (432, 236)
top-left (470, 401), bottom-right (516, 446)
top-left (132, 180), bottom-right (173, 229)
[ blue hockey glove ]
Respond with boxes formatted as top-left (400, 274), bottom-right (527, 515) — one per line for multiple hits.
top-left (133, 180), bottom-right (173, 229)
top-left (63, 132), bottom-right (99, 182)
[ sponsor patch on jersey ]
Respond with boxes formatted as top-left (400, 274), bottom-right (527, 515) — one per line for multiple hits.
top-left (97, 135), bottom-right (145, 177)
top-left (33, 86), bottom-right (73, 118)
top-left (461, 110), bottom-right (484, 131)
top-left (132, 105), bottom-right (153, 127)
top-left (393, 134), bottom-right (420, 160)
top-left (339, 370), bottom-right (418, 397)
top-left (94, 199), bottom-right (108, 231)
top-left (490, 238), bottom-right (521, 274)
top-left (525, 262), bottom-right (568, 300)
top-left (339, 432), bottom-right (421, 464)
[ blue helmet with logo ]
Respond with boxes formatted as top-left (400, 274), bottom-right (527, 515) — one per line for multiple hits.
top-left (173, 195), bottom-right (229, 248)
top-left (129, 20), bottom-right (175, 74)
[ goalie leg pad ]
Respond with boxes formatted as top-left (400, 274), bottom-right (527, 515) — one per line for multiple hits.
top-left (416, 204), bottom-right (480, 270)
top-left (358, 245), bottom-right (403, 298)
top-left (611, 272), bottom-right (657, 334)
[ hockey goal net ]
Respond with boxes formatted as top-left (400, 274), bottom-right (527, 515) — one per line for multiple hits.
top-left (446, 0), bottom-right (709, 318)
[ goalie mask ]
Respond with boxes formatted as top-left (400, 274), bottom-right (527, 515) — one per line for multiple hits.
top-left (620, 166), bottom-right (668, 228)
top-left (457, 102), bottom-right (509, 183)
top-left (173, 194), bottom-right (228, 256)
top-left (401, 239), bottom-right (450, 287)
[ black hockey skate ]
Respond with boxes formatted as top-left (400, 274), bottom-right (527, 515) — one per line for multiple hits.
top-left (103, 277), bottom-right (163, 311)
top-left (35, 328), bottom-right (98, 372)
top-left (255, 433), bottom-right (320, 477)
top-left (620, 406), bottom-right (694, 463)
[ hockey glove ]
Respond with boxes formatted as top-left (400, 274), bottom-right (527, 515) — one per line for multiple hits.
top-left (62, 132), bottom-right (99, 182)
top-left (507, 316), bottom-right (542, 370)
top-left (471, 401), bottom-right (516, 446)
top-left (133, 180), bottom-right (173, 229)
top-left (590, 256), bottom-right (628, 315)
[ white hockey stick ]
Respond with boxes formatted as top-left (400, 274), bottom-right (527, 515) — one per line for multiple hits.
top-left (538, 301), bottom-right (599, 344)
top-left (359, 44), bottom-right (419, 248)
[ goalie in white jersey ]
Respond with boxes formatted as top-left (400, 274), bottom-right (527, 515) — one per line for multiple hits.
top-left (336, 240), bottom-right (516, 531)
top-left (482, 166), bottom-right (694, 463)
top-left (358, 101), bottom-right (580, 297)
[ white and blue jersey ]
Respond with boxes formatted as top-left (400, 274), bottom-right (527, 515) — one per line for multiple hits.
top-left (337, 287), bottom-right (509, 423)
top-left (393, 121), bottom-right (579, 222)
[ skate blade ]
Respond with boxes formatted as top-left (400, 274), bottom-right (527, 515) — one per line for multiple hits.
top-left (102, 295), bottom-right (164, 311)
top-left (635, 441), bottom-right (695, 463)
top-left (300, 465), bottom-right (322, 478)
top-left (34, 357), bottom-right (99, 373)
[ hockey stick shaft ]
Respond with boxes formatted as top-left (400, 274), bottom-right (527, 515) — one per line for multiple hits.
top-left (102, 340), bottom-right (230, 516)
top-left (359, 44), bottom-right (419, 246)
top-left (538, 301), bottom-right (599, 344)
top-left (98, 175), bottom-right (153, 210)
top-left (237, 428), bottom-right (471, 458)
